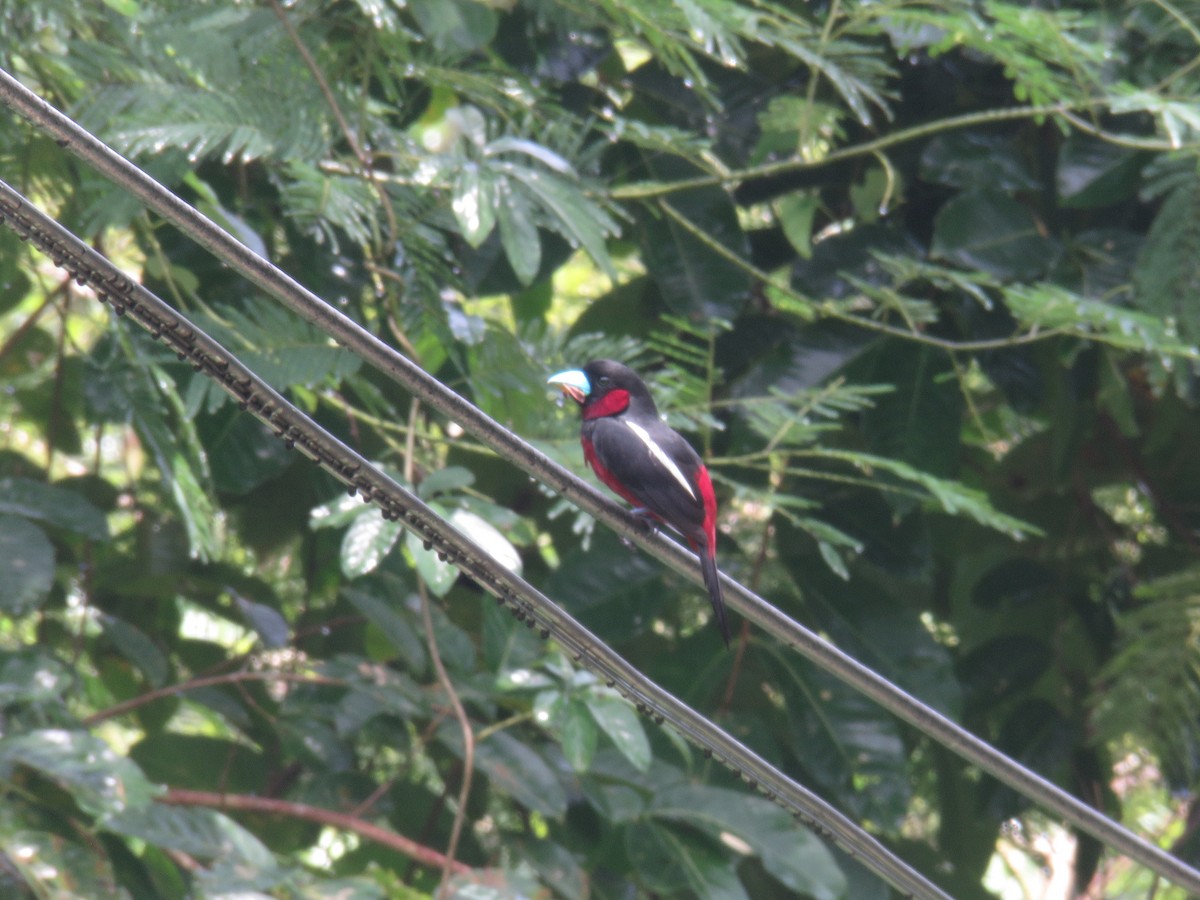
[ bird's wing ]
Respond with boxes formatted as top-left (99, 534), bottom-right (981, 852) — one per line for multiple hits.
top-left (586, 416), bottom-right (706, 537)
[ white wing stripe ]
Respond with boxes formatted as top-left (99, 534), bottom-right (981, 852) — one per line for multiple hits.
top-left (624, 421), bottom-right (696, 501)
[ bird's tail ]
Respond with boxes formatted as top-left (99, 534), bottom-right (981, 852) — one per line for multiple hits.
top-left (700, 545), bottom-right (731, 648)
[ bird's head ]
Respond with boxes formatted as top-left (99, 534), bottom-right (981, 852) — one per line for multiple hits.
top-left (548, 359), bottom-right (658, 419)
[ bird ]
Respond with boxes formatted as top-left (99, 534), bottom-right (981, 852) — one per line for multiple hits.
top-left (548, 359), bottom-right (730, 646)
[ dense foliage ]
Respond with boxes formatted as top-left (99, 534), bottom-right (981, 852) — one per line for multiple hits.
top-left (3, 0), bottom-right (1200, 896)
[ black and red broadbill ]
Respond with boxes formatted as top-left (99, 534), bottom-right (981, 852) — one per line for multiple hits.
top-left (548, 359), bottom-right (730, 647)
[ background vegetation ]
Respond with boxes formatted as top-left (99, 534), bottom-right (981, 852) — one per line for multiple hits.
top-left (2, 0), bottom-right (1200, 896)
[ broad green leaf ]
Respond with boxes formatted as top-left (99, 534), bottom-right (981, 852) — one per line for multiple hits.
top-left (0, 826), bottom-right (122, 898)
top-left (919, 132), bottom-right (1039, 191)
top-left (344, 587), bottom-right (427, 673)
top-left (624, 821), bottom-right (742, 898)
top-left (0, 477), bottom-right (110, 541)
top-left (442, 868), bottom-right (543, 900)
top-left (329, 664), bottom-right (426, 735)
top-left (1056, 135), bottom-right (1146, 209)
top-left (106, 802), bottom-right (275, 870)
top-left (441, 725), bottom-right (567, 818)
top-left (450, 508), bottom-right (522, 575)
top-left (497, 179), bottom-right (541, 285)
top-left (0, 651), bottom-right (70, 706)
top-left (856, 342), bottom-right (961, 477)
top-left (341, 510), bottom-right (403, 578)
top-left (405, 527), bottom-right (458, 597)
top-left (202, 412), bottom-right (294, 496)
top-left (503, 161), bottom-right (619, 282)
top-left (651, 784), bottom-right (846, 900)
top-left (635, 155), bottom-right (751, 320)
top-left (931, 188), bottom-right (1057, 279)
top-left (232, 594), bottom-right (290, 649)
top-left (130, 733), bottom-right (267, 794)
top-left (775, 191), bottom-right (819, 259)
top-left (452, 164), bottom-right (497, 248)
top-left (0, 730), bottom-right (159, 819)
top-left (1134, 180), bottom-right (1200, 345)
top-left (101, 613), bottom-right (170, 687)
top-left (309, 492), bottom-right (370, 530)
top-left (0, 515), bottom-right (54, 613)
top-left (560, 699), bottom-right (599, 772)
top-left (586, 690), bottom-right (651, 772)
top-left (417, 466), bottom-right (475, 499)
top-left (517, 837), bottom-right (588, 900)
top-left (408, 0), bottom-right (497, 52)
top-left (770, 648), bottom-right (911, 827)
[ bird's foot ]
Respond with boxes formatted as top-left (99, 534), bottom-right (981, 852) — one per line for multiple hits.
top-left (620, 508), bottom-right (658, 550)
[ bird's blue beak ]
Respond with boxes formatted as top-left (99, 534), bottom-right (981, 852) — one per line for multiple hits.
top-left (548, 368), bottom-right (591, 405)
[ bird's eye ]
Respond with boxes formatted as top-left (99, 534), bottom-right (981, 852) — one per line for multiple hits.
top-left (597, 376), bottom-right (611, 387)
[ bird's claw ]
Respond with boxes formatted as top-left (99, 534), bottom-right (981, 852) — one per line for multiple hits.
top-left (620, 508), bottom-right (657, 551)
top-left (630, 507), bottom-right (658, 534)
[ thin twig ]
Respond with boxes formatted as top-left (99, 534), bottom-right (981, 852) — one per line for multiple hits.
top-left (418, 579), bottom-right (476, 898)
top-left (158, 788), bottom-right (472, 875)
top-left (82, 671), bottom-right (341, 726)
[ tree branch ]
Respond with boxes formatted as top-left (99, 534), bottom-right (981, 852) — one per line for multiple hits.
top-left (158, 788), bottom-right (473, 876)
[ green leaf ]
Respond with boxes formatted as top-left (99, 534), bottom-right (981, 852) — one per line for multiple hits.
top-left (919, 132), bottom-right (1039, 192)
top-left (624, 820), bottom-right (741, 898)
top-left (0, 729), bottom-right (160, 819)
top-left (774, 648), bottom-right (910, 826)
top-left (195, 299), bottom-right (362, 398)
top-left (101, 614), bottom-right (170, 687)
top-left (0, 651), bottom-right (71, 706)
top-left (775, 191), bottom-right (819, 259)
top-left (517, 837), bottom-right (588, 900)
top-left (106, 803), bottom-right (276, 871)
top-left (408, 0), bottom-right (497, 52)
top-left (651, 784), bottom-right (846, 900)
top-left (202, 412), bottom-right (294, 496)
top-left (344, 586), bottom-right (427, 672)
top-left (560, 699), bottom-right (599, 772)
top-left (497, 179), bottom-right (542, 285)
top-left (405, 527), bottom-right (458, 597)
top-left (856, 342), bottom-right (961, 477)
top-left (341, 510), bottom-right (403, 578)
top-left (1134, 180), bottom-right (1200, 344)
top-left (309, 492), bottom-right (371, 530)
top-left (452, 163), bottom-right (497, 248)
top-left (817, 448), bottom-right (1041, 539)
top-left (636, 155), bottom-right (751, 320)
top-left (441, 725), bottom-right (567, 818)
top-left (586, 689), bottom-right (651, 772)
top-left (1056, 135), bottom-right (1146, 209)
top-left (0, 477), bottom-right (110, 541)
top-left (503, 162), bottom-right (619, 282)
top-left (417, 466), bottom-right (475, 499)
top-left (0, 515), bottom-right (55, 614)
top-left (450, 508), bottom-right (522, 575)
top-left (931, 188), bottom-right (1057, 279)
top-left (232, 594), bottom-right (290, 649)
top-left (130, 734), bottom-right (267, 794)
top-left (1005, 282), bottom-right (1200, 358)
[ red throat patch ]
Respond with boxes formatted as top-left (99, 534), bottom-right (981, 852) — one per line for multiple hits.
top-left (583, 388), bottom-right (630, 420)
